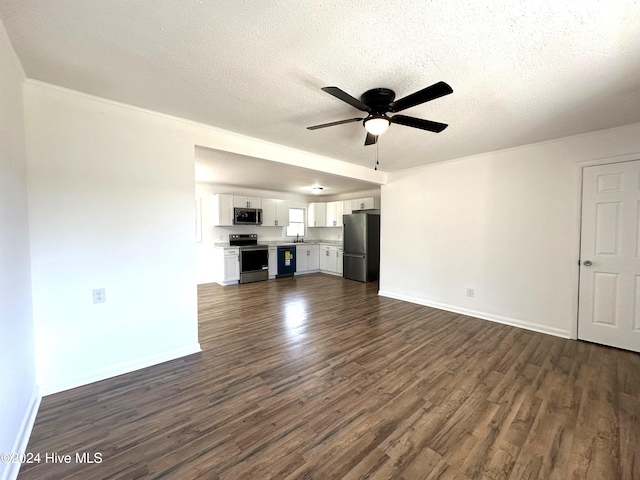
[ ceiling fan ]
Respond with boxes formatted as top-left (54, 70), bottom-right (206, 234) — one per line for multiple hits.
top-left (307, 81), bottom-right (453, 145)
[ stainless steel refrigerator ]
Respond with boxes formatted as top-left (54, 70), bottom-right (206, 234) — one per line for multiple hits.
top-left (343, 213), bottom-right (380, 282)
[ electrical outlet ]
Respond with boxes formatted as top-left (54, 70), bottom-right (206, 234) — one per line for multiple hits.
top-left (93, 288), bottom-right (106, 304)
top-left (466, 288), bottom-right (474, 298)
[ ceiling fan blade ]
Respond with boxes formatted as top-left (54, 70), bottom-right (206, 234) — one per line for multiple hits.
top-left (321, 87), bottom-right (371, 112)
top-left (388, 81), bottom-right (453, 113)
top-left (390, 115), bottom-right (448, 133)
top-left (364, 132), bottom-right (378, 146)
top-left (307, 117), bottom-right (364, 130)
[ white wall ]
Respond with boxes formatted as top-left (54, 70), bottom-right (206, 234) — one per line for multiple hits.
top-left (0, 20), bottom-right (38, 480)
top-left (380, 123), bottom-right (640, 337)
top-left (24, 84), bottom-right (203, 394)
top-left (23, 80), bottom-right (383, 394)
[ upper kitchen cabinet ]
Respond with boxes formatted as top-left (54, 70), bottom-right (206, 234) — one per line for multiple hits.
top-left (325, 201), bottom-right (344, 227)
top-left (307, 197), bottom-right (378, 227)
top-left (234, 196), bottom-right (262, 209)
top-left (212, 194), bottom-right (234, 226)
top-left (262, 198), bottom-right (289, 227)
top-left (351, 197), bottom-right (380, 211)
top-left (308, 202), bottom-right (326, 227)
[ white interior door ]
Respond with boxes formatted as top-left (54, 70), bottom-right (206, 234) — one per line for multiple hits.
top-left (578, 160), bottom-right (640, 353)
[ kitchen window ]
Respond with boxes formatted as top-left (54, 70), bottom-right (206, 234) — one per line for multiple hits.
top-left (286, 208), bottom-right (305, 237)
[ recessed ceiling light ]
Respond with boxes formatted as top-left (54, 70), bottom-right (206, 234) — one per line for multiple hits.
top-left (312, 186), bottom-right (324, 194)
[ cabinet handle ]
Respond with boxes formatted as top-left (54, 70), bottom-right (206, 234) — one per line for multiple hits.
top-left (275, 220), bottom-right (278, 226)
top-left (307, 250), bottom-right (310, 256)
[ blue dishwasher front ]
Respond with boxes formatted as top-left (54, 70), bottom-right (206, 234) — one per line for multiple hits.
top-left (276, 246), bottom-right (296, 278)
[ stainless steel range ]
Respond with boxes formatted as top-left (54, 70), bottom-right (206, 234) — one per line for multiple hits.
top-left (229, 234), bottom-right (269, 284)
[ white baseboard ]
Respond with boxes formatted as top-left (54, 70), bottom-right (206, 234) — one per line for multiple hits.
top-left (39, 343), bottom-right (202, 396)
top-left (294, 270), bottom-right (320, 275)
top-left (1, 387), bottom-right (41, 480)
top-left (378, 291), bottom-right (570, 339)
top-left (320, 270), bottom-right (342, 277)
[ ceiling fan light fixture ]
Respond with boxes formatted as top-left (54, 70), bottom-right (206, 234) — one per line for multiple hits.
top-left (364, 115), bottom-right (390, 136)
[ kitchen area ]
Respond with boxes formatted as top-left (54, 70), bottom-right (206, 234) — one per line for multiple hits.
top-left (195, 184), bottom-right (380, 287)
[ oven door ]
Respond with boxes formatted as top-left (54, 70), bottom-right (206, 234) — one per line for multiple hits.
top-left (239, 246), bottom-right (269, 283)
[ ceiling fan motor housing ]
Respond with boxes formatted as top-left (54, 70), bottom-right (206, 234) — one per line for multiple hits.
top-left (360, 88), bottom-right (395, 114)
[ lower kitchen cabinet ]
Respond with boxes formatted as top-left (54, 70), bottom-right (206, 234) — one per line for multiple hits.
top-left (295, 244), bottom-right (319, 274)
top-left (320, 245), bottom-right (342, 276)
top-left (215, 247), bottom-right (239, 285)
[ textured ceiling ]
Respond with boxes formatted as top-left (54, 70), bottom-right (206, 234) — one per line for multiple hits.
top-left (1, 0), bottom-right (640, 173)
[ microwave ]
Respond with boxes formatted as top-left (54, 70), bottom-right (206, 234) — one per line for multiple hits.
top-left (234, 207), bottom-right (262, 225)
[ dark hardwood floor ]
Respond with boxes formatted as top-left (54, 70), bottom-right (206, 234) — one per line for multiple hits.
top-left (19, 274), bottom-right (640, 479)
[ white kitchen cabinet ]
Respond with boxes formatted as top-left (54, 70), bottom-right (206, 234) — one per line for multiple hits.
top-left (212, 194), bottom-right (234, 226)
top-left (320, 245), bottom-right (338, 273)
top-left (325, 202), bottom-right (336, 227)
top-left (351, 197), bottom-right (379, 211)
top-left (325, 201), bottom-right (344, 227)
top-left (308, 245), bottom-right (320, 271)
top-left (319, 245), bottom-right (329, 271)
top-left (275, 200), bottom-right (289, 227)
top-left (262, 198), bottom-right (289, 227)
top-left (320, 245), bottom-right (342, 276)
top-left (296, 245), bottom-right (307, 272)
top-left (335, 201), bottom-right (344, 226)
top-left (307, 203), bottom-right (326, 227)
top-left (268, 246), bottom-right (278, 279)
top-left (343, 200), bottom-right (353, 215)
top-left (224, 252), bottom-right (240, 283)
top-left (215, 247), bottom-right (239, 285)
top-left (295, 244), bottom-right (320, 273)
top-left (234, 196), bottom-right (262, 209)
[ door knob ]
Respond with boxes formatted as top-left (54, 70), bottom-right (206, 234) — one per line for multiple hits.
top-left (583, 260), bottom-right (592, 266)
